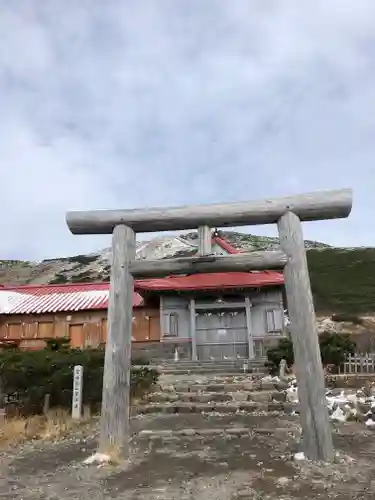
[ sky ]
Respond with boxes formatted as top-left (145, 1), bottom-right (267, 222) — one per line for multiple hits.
top-left (1, 1), bottom-right (374, 260)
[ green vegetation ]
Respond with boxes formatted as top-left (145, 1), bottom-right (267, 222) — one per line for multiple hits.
top-left (224, 232), bottom-right (375, 314)
top-left (307, 248), bottom-right (375, 314)
top-left (67, 254), bottom-right (99, 266)
top-left (266, 333), bottom-right (356, 375)
top-left (44, 337), bottom-right (71, 351)
top-left (49, 273), bottom-right (69, 284)
top-left (265, 338), bottom-right (294, 374)
top-left (0, 347), bottom-right (158, 416)
top-left (319, 331), bottom-right (356, 368)
top-left (223, 230), bottom-right (329, 251)
top-left (70, 271), bottom-right (95, 283)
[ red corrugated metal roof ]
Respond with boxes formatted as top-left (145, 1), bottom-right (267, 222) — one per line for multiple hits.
top-left (212, 235), bottom-right (240, 254)
top-left (0, 282), bottom-right (143, 315)
top-left (135, 271), bottom-right (284, 292)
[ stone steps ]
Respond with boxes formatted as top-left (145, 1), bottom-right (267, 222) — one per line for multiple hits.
top-left (151, 359), bottom-right (268, 375)
top-left (138, 426), bottom-right (299, 441)
top-left (134, 371), bottom-right (298, 441)
top-left (136, 401), bottom-right (295, 415)
top-left (158, 378), bottom-right (279, 394)
top-left (148, 389), bottom-right (286, 404)
top-left (156, 367), bottom-right (266, 375)
top-left (151, 358), bottom-right (267, 366)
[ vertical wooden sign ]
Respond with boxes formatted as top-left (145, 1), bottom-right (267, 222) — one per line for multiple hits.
top-left (72, 365), bottom-right (83, 420)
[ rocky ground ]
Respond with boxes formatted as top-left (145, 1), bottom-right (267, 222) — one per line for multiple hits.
top-left (0, 414), bottom-right (374, 499)
top-left (1, 372), bottom-right (375, 499)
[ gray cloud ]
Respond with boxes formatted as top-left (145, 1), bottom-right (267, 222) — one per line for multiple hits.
top-left (1, 0), bottom-right (374, 259)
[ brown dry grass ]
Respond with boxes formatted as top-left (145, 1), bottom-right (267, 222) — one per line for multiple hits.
top-left (0, 407), bottom-right (93, 447)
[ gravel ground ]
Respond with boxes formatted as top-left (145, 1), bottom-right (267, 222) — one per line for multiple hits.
top-left (1, 414), bottom-right (374, 499)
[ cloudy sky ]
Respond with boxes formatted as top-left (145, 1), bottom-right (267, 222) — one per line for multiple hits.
top-left (1, 1), bottom-right (374, 260)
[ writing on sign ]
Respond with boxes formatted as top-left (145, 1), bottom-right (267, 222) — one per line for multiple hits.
top-left (72, 365), bottom-right (83, 419)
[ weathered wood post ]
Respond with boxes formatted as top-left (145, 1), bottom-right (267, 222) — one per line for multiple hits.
top-left (278, 211), bottom-right (334, 461)
top-left (198, 225), bottom-right (212, 255)
top-left (98, 224), bottom-right (136, 460)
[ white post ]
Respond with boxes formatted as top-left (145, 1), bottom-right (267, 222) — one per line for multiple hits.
top-left (72, 365), bottom-right (83, 420)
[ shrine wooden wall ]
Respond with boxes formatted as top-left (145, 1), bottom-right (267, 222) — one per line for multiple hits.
top-left (0, 307), bottom-right (160, 350)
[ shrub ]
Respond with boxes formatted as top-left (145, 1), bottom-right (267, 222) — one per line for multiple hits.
top-left (68, 255), bottom-right (98, 266)
top-left (44, 338), bottom-right (70, 351)
top-left (319, 332), bottom-right (356, 371)
top-left (265, 332), bottom-right (356, 374)
top-left (265, 338), bottom-right (294, 375)
top-left (70, 271), bottom-right (95, 283)
top-left (0, 348), bottom-right (158, 416)
top-left (49, 273), bottom-right (69, 285)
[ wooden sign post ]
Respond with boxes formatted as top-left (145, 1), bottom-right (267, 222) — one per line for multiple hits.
top-left (66, 188), bottom-right (352, 462)
top-left (72, 365), bottom-right (83, 420)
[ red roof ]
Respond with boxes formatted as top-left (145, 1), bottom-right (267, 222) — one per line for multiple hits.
top-left (135, 271), bottom-right (283, 292)
top-left (212, 235), bottom-right (240, 254)
top-left (135, 233), bottom-right (283, 292)
top-left (0, 282), bottom-right (143, 315)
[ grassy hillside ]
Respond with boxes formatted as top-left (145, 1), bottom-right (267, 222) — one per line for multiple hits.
top-left (307, 248), bottom-right (375, 314)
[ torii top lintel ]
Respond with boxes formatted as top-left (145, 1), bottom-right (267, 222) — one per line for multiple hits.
top-left (66, 188), bottom-right (352, 235)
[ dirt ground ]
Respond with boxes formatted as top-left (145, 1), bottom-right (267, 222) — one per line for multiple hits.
top-left (1, 414), bottom-right (374, 500)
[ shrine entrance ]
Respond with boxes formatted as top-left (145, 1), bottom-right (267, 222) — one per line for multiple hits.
top-left (66, 187), bottom-right (352, 462)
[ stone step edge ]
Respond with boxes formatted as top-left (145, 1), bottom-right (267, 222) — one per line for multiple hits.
top-left (158, 383), bottom-right (277, 393)
top-left (136, 402), bottom-right (296, 414)
top-left (138, 427), bottom-right (300, 439)
top-left (148, 390), bottom-right (285, 402)
top-left (159, 370), bottom-right (267, 375)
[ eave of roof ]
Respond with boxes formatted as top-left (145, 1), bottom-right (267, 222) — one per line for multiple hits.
top-left (0, 282), bottom-right (143, 315)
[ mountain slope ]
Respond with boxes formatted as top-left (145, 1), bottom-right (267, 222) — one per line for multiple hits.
top-left (1, 231), bottom-right (374, 314)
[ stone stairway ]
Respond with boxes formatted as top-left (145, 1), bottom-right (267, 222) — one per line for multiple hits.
top-left (134, 369), bottom-right (300, 444)
top-left (149, 359), bottom-right (268, 376)
top-left (135, 370), bottom-right (296, 418)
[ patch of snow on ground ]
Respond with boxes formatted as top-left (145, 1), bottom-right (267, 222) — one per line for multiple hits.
top-left (260, 375), bottom-right (375, 427)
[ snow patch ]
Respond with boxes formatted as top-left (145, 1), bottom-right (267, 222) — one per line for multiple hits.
top-left (83, 452), bottom-right (112, 465)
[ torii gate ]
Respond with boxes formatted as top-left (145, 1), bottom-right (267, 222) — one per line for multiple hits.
top-left (66, 188), bottom-right (352, 462)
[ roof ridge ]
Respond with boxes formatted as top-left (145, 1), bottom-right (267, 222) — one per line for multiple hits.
top-left (0, 281), bottom-right (110, 291)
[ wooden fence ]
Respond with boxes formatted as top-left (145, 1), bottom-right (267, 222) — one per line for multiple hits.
top-left (339, 354), bottom-right (375, 374)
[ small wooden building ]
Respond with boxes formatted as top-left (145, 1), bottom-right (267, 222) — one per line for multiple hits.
top-left (0, 282), bottom-right (160, 350)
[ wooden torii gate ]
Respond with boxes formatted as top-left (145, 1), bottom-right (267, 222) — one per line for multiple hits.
top-left (66, 188), bottom-right (352, 462)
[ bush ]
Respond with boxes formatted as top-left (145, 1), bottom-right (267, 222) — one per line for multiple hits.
top-left (265, 332), bottom-right (356, 374)
top-left (49, 273), bottom-right (69, 285)
top-left (0, 348), bottom-right (158, 415)
top-left (265, 338), bottom-right (294, 375)
top-left (319, 332), bottom-right (356, 370)
top-left (44, 338), bottom-right (70, 351)
top-left (68, 255), bottom-right (99, 266)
